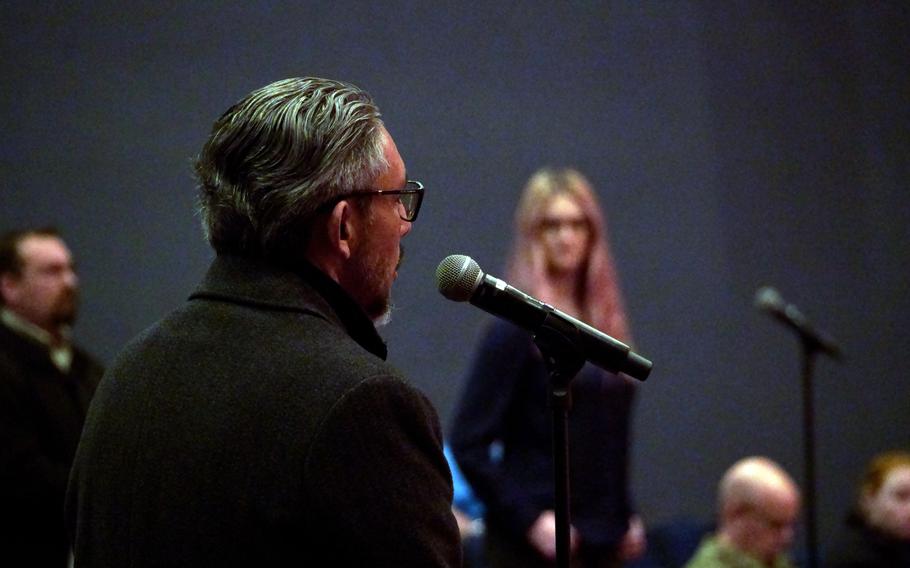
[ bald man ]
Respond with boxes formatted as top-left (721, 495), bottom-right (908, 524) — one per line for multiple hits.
top-left (685, 457), bottom-right (801, 568)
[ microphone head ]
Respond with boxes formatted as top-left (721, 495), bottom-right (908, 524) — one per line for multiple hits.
top-left (436, 255), bottom-right (483, 302)
top-left (754, 286), bottom-right (783, 311)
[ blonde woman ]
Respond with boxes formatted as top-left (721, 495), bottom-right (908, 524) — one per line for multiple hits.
top-left (451, 168), bottom-right (644, 568)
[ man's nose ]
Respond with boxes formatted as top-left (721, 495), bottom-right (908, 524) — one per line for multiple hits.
top-left (781, 524), bottom-right (795, 546)
top-left (63, 269), bottom-right (78, 288)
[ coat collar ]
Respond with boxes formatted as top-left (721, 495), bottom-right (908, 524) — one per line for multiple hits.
top-left (189, 254), bottom-right (388, 360)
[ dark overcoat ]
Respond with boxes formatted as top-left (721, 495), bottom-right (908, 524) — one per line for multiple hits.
top-left (66, 255), bottom-right (461, 566)
top-left (0, 321), bottom-right (102, 567)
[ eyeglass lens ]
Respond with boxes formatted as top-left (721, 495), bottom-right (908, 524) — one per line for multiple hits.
top-left (400, 193), bottom-right (418, 219)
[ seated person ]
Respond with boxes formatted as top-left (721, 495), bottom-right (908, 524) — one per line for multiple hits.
top-left (444, 444), bottom-right (486, 539)
top-left (685, 456), bottom-right (800, 568)
top-left (445, 444), bottom-right (487, 567)
top-left (824, 450), bottom-right (910, 567)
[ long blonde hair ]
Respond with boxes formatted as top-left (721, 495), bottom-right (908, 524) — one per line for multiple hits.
top-left (506, 168), bottom-right (631, 342)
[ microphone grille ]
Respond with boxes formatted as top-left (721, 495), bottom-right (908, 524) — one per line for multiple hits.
top-left (754, 286), bottom-right (783, 310)
top-left (436, 255), bottom-right (482, 302)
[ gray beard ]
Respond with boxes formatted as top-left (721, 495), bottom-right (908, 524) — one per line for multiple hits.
top-left (372, 305), bottom-right (393, 328)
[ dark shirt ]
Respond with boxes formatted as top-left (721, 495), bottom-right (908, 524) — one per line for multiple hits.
top-left (66, 255), bottom-right (460, 567)
top-left (824, 511), bottom-right (910, 568)
top-left (0, 321), bottom-right (102, 566)
top-left (450, 319), bottom-right (636, 552)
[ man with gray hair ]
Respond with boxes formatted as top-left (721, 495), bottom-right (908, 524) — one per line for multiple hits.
top-left (66, 77), bottom-right (460, 566)
top-left (685, 456), bottom-right (801, 568)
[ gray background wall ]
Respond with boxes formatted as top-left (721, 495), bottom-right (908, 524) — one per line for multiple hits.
top-left (3, 0), bottom-right (908, 556)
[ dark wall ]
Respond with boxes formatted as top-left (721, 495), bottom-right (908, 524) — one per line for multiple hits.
top-left (3, 0), bottom-right (908, 553)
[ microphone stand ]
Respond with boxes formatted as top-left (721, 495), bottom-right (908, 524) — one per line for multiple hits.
top-left (800, 338), bottom-right (820, 568)
top-left (795, 327), bottom-right (840, 568)
top-left (533, 318), bottom-right (586, 568)
top-left (756, 288), bottom-right (841, 568)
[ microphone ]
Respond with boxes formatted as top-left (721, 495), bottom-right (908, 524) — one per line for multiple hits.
top-left (435, 254), bottom-right (652, 381)
top-left (754, 286), bottom-right (841, 358)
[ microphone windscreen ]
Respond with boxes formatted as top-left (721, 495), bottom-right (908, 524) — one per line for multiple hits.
top-left (754, 286), bottom-right (783, 311)
top-left (436, 255), bottom-right (482, 302)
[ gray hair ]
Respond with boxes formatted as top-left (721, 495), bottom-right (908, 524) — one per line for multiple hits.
top-left (194, 77), bottom-right (388, 260)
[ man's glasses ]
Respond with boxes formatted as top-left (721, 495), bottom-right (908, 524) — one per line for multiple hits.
top-left (346, 180), bottom-right (425, 222)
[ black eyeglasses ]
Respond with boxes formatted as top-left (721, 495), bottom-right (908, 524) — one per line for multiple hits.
top-left (346, 180), bottom-right (425, 222)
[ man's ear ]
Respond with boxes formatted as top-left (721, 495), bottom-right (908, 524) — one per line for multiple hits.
top-left (327, 200), bottom-right (357, 260)
top-left (721, 501), bottom-right (747, 524)
top-left (303, 202), bottom-right (359, 282)
top-left (0, 273), bottom-right (19, 306)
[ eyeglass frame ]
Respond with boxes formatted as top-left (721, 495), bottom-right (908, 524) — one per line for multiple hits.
top-left (338, 180), bottom-right (425, 222)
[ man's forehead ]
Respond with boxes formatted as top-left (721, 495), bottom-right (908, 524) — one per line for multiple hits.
top-left (18, 235), bottom-right (71, 265)
top-left (380, 127), bottom-right (406, 182)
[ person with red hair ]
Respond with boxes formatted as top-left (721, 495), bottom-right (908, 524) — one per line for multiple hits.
top-left (450, 168), bottom-right (645, 567)
top-left (825, 451), bottom-right (910, 567)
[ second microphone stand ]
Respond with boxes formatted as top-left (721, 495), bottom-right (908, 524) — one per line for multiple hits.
top-left (800, 338), bottom-right (822, 568)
